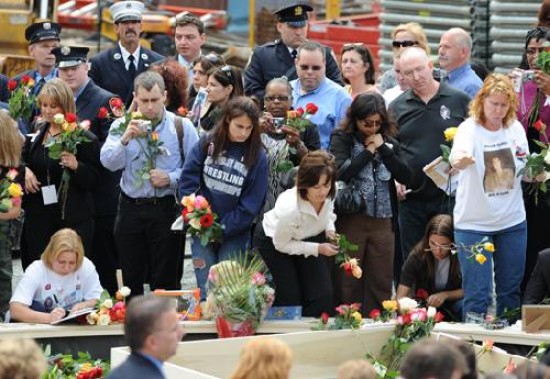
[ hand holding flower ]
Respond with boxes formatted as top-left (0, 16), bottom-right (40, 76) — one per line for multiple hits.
top-left (121, 120), bottom-right (143, 145)
top-left (281, 125), bottom-right (301, 146)
top-left (427, 292), bottom-right (447, 308)
top-left (149, 169), bottom-right (170, 188)
top-left (318, 243), bottom-right (339, 257)
top-left (59, 151), bottom-right (78, 171)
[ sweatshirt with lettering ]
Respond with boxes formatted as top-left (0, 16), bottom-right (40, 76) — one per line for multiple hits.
top-left (178, 135), bottom-right (268, 238)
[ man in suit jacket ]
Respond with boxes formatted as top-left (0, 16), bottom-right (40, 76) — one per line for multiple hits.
top-left (54, 45), bottom-right (121, 295)
top-left (89, 0), bottom-right (164, 107)
top-left (107, 296), bottom-right (185, 379)
top-left (524, 248), bottom-right (550, 304)
top-left (244, 2), bottom-right (343, 103)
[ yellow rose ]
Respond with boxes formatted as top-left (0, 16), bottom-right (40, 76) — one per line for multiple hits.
top-left (382, 300), bottom-right (398, 312)
top-left (8, 183), bottom-right (22, 198)
top-left (131, 111), bottom-right (143, 119)
top-left (351, 311), bottom-right (363, 323)
top-left (53, 113), bottom-right (65, 125)
top-left (483, 242), bottom-right (495, 253)
top-left (475, 253), bottom-right (487, 265)
top-left (443, 127), bottom-right (458, 142)
top-left (352, 266), bottom-right (363, 279)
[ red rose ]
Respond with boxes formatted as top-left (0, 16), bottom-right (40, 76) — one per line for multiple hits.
top-left (296, 107), bottom-right (304, 117)
top-left (182, 208), bottom-right (190, 222)
top-left (21, 75), bottom-right (31, 85)
top-left (320, 312), bottom-right (329, 324)
top-left (416, 288), bottom-right (429, 300)
top-left (369, 309), bottom-right (381, 319)
top-left (109, 97), bottom-right (123, 110)
top-left (97, 107), bottom-right (109, 119)
top-left (434, 311), bottom-right (444, 323)
top-left (534, 119), bottom-right (545, 132)
top-left (65, 113), bottom-right (77, 123)
top-left (199, 213), bottom-right (214, 228)
top-left (402, 312), bottom-right (412, 325)
top-left (305, 102), bottom-right (319, 115)
top-left (7, 79), bottom-right (17, 92)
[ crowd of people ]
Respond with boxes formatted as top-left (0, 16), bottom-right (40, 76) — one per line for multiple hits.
top-left (0, 0), bottom-right (550, 333)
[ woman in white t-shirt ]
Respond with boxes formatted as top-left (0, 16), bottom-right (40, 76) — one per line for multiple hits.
top-left (449, 73), bottom-right (530, 320)
top-left (10, 228), bottom-right (102, 323)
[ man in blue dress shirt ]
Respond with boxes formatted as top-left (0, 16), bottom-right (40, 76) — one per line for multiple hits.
top-left (101, 71), bottom-right (199, 297)
top-left (290, 41), bottom-right (351, 150)
top-left (438, 28), bottom-right (482, 98)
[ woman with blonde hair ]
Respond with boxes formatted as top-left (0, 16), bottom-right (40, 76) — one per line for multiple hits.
top-left (10, 228), bottom-right (102, 323)
top-left (379, 22), bottom-right (430, 93)
top-left (0, 339), bottom-right (46, 379)
top-left (22, 78), bottom-right (100, 269)
top-left (0, 112), bottom-right (24, 321)
top-left (229, 338), bottom-right (293, 379)
top-left (450, 73), bottom-right (530, 319)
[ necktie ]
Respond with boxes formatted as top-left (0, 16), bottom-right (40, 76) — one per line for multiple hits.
top-left (291, 49), bottom-right (297, 60)
top-left (34, 78), bottom-right (46, 95)
top-left (128, 55), bottom-right (136, 78)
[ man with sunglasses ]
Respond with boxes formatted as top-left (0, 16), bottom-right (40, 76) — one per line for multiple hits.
top-left (244, 2), bottom-right (343, 104)
top-left (438, 28), bottom-right (482, 98)
top-left (89, 1), bottom-right (164, 107)
top-left (389, 47), bottom-right (470, 262)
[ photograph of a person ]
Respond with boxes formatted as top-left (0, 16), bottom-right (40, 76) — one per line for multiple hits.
top-left (483, 150), bottom-right (515, 193)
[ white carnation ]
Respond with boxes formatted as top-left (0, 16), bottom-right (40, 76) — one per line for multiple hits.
top-left (398, 297), bottom-right (418, 314)
top-left (427, 306), bottom-right (437, 318)
top-left (119, 286), bottom-right (131, 297)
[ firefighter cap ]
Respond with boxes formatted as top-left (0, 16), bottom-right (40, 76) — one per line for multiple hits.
top-left (110, 1), bottom-right (145, 23)
top-left (25, 22), bottom-right (62, 45)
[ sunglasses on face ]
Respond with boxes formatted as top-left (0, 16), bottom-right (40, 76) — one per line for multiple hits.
top-left (299, 65), bottom-right (322, 71)
top-left (392, 40), bottom-right (419, 48)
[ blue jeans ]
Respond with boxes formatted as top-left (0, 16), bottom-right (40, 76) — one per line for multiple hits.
top-left (192, 231), bottom-right (251, 300)
top-left (455, 220), bottom-right (526, 318)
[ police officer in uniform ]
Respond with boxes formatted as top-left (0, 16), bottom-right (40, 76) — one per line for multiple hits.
top-left (54, 45), bottom-right (122, 294)
top-left (244, 2), bottom-right (343, 102)
top-left (89, 0), bottom-right (164, 107)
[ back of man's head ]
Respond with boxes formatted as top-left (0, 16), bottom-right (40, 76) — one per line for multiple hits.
top-left (125, 295), bottom-right (173, 352)
top-left (400, 339), bottom-right (467, 379)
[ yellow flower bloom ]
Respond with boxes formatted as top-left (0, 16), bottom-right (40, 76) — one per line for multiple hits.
top-left (475, 254), bottom-right (487, 265)
top-left (352, 266), bottom-right (363, 279)
top-left (351, 311), bottom-right (362, 323)
top-left (443, 127), bottom-right (458, 142)
top-left (483, 242), bottom-right (495, 253)
top-left (382, 300), bottom-right (398, 312)
top-left (151, 131), bottom-right (159, 141)
top-left (131, 111), bottom-right (143, 119)
top-left (8, 183), bottom-right (22, 198)
top-left (53, 113), bottom-right (65, 125)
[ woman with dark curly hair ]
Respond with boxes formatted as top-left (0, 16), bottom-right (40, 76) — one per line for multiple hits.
top-left (329, 92), bottom-right (413, 315)
top-left (150, 58), bottom-right (188, 113)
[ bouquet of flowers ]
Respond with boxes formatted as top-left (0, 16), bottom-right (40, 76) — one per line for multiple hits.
top-left (368, 297), bottom-right (444, 378)
top-left (205, 254), bottom-right (275, 338)
top-left (44, 348), bottom-right (110, 379)
top-left (286, 102), bottom-right (318, 133)
top-left (0, 168), bottom-right (23, 213)
top-left (45, 113), bottom-right (91, 219)
top-left (85, 287), bottom-right (130, 326)
top-left (330, 233), bottom-right (362, 279)
top-left (180, 194), bottom-right (224, 246)
top-left (7, 75), bottom-right (36, 120)
top-left (314, 303), bottom-right (363, 330)
top-left (519, 120), bottom-right (550, 204)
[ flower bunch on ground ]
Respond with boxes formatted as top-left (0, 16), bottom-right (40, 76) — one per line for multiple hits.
top-left (44, 350), bottom-right (109, 379)
top-left (367, 297), bottom-right (444, 378)
top-left (8, 75), bottom-right (35, 120)
top-left (86, 287), bottom-right (130, 326)
top-left (180, 194), bottom-right (224, 246)
top-left (285, 102), bottom-right (318, 133)
top-left (314, 303), bottom-right (363, 330)
top-left (0, 168), bottom-right (22, 213)
top-left (330, 233), bottom-right (362, 279)
top-left (205, 254), bottom-right (274, 337)
top-left (369, 300), bottom-right (398, 322)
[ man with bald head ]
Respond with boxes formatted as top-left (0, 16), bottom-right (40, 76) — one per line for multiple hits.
top-left (438, 28), bottom-right (482, 97)
top-left (389, 47), bottom-right (470, 259)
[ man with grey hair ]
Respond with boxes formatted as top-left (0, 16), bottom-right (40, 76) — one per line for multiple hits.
top-left (400, 339), bottom-right (467, 379)
top-left (389, 47), bottom-right (470, 261)
top-left (290, 41), bottom-right (351, 149)
top-left (438, 27), bottom-right (482, 97)
top-left (101, 71), bottom-right (199, 298)
top-left (107, 295), bottom-right (185, 379)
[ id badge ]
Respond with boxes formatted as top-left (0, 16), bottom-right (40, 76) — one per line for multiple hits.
top-left (42, 185), bottom-right (58, 205)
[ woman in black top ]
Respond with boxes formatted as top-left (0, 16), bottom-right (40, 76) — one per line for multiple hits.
top-left (22, 79), bottom-right (100, 269)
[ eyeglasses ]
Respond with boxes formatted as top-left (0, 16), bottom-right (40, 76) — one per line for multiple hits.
top-left (204, 53), bottom-right (222, 65)
top-left (264, 96), bottom-right (290, 102)
top-left (526, 47), bottom-right (546, 55)
top-left (425, 240), bottom-right (454, 252)
top-left (358, 119), bottom-right (383, 128)
top-left (220, 65), bottom-right (233, 80)
top-left (299, 65), bottom-right (322, 71)
top-left (392, 40), bottom-right (419, 48)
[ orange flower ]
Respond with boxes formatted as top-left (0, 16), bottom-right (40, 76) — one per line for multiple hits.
top-left (151, 131), bottom-right (159, 141)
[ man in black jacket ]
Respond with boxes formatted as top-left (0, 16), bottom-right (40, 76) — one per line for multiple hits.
top-left (89, 0), bottom-right (164, 106)
top-left (244, 2), bottom-right (343, 103)
top-left (524, 248), bottom-right (550, 304)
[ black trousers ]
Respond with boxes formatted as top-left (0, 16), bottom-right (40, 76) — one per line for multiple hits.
top-left (114, 195), bottom-right (183, 297)
top-left (253, 225), bottom-right (333, 317)
top-left (89, 215), bottom-right (118, 295)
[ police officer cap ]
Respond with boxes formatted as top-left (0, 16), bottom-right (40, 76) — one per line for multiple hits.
top-left (25, 22), bottom-right (62, 45)
top-left (110, 1), bottom-right (145, 23)
top-left (273, 2), bottom-right (313, 28)
top-left (52, 46), bottom-right (90, 68)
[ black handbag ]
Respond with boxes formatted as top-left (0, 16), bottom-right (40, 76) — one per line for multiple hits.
top-left (334, 179), bottom-right (365, 214)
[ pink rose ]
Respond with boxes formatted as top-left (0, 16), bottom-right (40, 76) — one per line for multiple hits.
top-left (194, 195), bottom-right (209, 210)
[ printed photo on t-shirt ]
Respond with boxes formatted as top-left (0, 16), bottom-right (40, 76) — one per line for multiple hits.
top-left (483, 149), bottom-right (515, 193)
